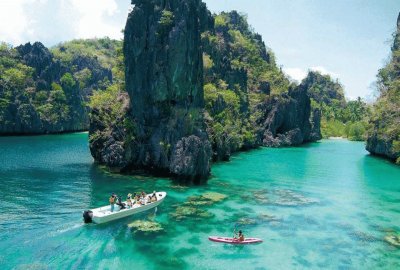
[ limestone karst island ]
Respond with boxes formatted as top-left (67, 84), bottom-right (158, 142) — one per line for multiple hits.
top-left (0, 0), bottom-right (399, 269)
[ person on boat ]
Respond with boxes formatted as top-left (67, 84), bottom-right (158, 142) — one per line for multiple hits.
top-left (109, 193), bottom-right (116, 212)
top-left (134, 194), bottom-right (140, 204)
top-left (127, 193), bottom-right (133, 208)
top-left (151, 191), bottom-right (158, 202)
top-left (116, 195), bottom-right (126, 210)
top-left (139, 195), bottom-right (146, 205)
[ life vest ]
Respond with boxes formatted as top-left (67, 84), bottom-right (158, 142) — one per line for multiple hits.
top-left (109, 196), bottom-right (115, 204)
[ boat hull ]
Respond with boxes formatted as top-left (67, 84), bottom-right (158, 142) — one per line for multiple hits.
top-left (208, 236), bottom-right (263, 244)
top-left (88, 192), bottom-right (167, 224)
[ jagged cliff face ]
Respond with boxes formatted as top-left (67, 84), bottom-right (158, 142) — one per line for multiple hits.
top-left (366, 13), bottom-right (400, 164)
top-left (122, 0), bottom-right (212, 181)
top-left (256, 85), bottom-right (321, 147)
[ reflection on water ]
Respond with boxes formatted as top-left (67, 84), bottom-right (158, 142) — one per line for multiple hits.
top-left (0, 135), bottom-right (399, 269)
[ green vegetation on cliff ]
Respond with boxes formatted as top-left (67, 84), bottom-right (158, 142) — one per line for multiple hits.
top-left (366, 13), bottom-right (400, 164)
top-left (87, 41), bottom-right (131, 147)
top-left (0, 38), bottom-right (121, 134)
top-left (202, 11), bottom-right (296, 159)
top-left (203, 12), bottom-right (290, 97)
top-left (304, 71), bottom-right (371, 141)
top-left (51, 38), bottom-right (124, 87)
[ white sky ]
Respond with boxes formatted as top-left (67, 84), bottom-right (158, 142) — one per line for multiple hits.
top-left (0, 0), bottom-right (130, 45)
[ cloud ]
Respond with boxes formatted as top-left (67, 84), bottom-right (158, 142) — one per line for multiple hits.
top-left (310, 66), bottom-right (340, 79)
top-left (283, 67), bottom-right (308, 82)
top-left (0, 0), bottom-right (33, 44)
top-left (0, 0), bottom-right (129, 46)
top-left (67, 0), bottom-right (122, 40)
top-left (283, 66), bottom-right (340, 82)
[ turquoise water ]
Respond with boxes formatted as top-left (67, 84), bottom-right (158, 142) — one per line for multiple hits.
top-left (1, 134), bottom-right (400, 269)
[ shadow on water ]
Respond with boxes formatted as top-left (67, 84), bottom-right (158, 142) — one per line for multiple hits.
top-left (360, 154), bottom-right (400, 193)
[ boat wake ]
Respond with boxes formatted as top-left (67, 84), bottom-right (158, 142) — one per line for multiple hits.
top-left (55, 223), bottom-right (85, 235)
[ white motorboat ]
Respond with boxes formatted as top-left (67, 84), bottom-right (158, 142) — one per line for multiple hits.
top-left (83, 192), bottom-right (167, 224)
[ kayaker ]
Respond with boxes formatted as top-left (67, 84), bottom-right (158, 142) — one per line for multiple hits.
top-left (234, 230), bottom-right (245, 241)
top-left (238, 230), bottom-right (245, 241)
top-left (109, 193), bottom-right (116, 212)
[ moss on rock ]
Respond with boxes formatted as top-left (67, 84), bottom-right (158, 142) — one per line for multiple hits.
top-left (128, 220), bottom-right (164, 234)
top-left (384, 234), bottom-right (400, 248)
top-left (201, 192), bottom-right (227, 202)
top-left (171, 205), bottom-right (214, 221)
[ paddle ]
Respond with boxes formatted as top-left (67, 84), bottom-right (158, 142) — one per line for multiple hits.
top-left (233, 223), bottom-right (238, 239)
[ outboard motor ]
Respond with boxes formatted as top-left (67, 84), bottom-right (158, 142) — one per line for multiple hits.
top-left (83, 210), bottom-right (93, 223)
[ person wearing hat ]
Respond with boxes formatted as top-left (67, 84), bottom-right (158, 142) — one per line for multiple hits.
top-left (109, 193), bottom-right (116, 212)
top-left (127, 193), bottom-right (133, 208)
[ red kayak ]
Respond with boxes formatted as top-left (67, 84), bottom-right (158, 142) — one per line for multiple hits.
top-left (208, 236), bottom-right (263, 244)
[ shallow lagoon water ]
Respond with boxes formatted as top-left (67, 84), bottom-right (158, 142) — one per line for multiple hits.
top-left (0, 133), bottom-right (399, 269)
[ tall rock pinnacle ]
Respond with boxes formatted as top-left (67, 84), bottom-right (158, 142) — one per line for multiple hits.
top-left (123, 0), bottom-right (212, 182)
